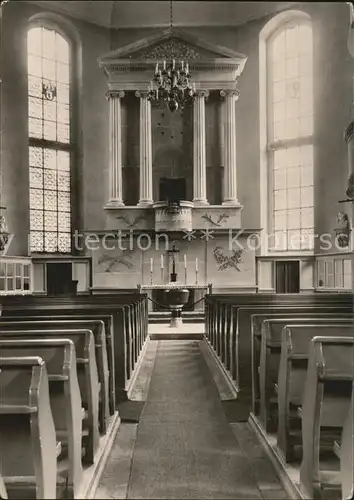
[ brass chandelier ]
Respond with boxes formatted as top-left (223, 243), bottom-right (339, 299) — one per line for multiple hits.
top-left (148, 0), bottom-right (196, 112)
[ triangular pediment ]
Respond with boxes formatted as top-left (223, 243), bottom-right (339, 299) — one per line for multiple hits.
top-left (99, 28), bottom-right (246, 63)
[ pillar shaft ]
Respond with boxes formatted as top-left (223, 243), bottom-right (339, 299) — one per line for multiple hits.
top-left (221, 89), bottom-right (239, 206)
top-left (193, 90), bottom-right (209, 206)
top-left (136, 91), bottom-right (153, 207)
top-left (106, 90), bottom-right (125, 206)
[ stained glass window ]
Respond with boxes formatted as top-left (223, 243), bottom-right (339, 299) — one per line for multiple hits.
top-left (267, 20), bottom-right (314, 251)
top-left (27, 26), bottom-right (72, 253)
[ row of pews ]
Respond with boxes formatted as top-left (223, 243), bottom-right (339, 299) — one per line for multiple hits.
top-left (0, 292), bottom-right (148, 499)
top-left (205, 293), bottom-right (354, 500)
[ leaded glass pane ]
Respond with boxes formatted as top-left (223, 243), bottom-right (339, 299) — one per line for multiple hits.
top-left (274, 210), bottom-right (286, 230)
top-left (28, 76), bottom-right (42, 98)
top-left (56, 35), bottom-right (70, 63)
top-left (57, 103), bottom-right (70, 123)
top-left (44, 232), bottom-right (58, 252)
top-left (30, 210), bottom-right (43, 230)
top-left (43, 120), bottom-right (56, 141)
top-left (42, 58), bottom-right (56, 80)
top-left (287, 188), bottom-right (300, 209)
top-left (29, 97), bottom-right (43, 119)
top-left (274, 231), bottom-right (287, 251)
top-left (274, 169), bottom-right (286, 190)
top-left (287, 167), bottom-right (300, 188)
top-left (44, 149), bottom-right (57, 169)
top-left (57, 151), bottom-right (70, 171)
top-left (58, 233), bottom-right (71, 252)
top-left (43, 28), bottom-right (56, 60)
top-left (57, 83), bottom-right (70, 104)
top-left (57, 62), bottom-right (69, 84)
top-left (30, 231), bottom-right (44, 252)
top-left (44, 169), bottom-right (57, 190)
top-left (29, 146), bottom-right (42, 167)
top-left (30, 188), bottom-right (44, 209)
top-left (28, 54), bottom-right (42, 77)
top-left (44, 191), bottom-right (57, 211)
top-left (274, 189), bottom-right (287, 210)
top-left (288, 230), bottom-right (301, 250)
top-left (57, 122), bottom-right (70, 143)
top-left (301, 207), bottom-right (313, 228)
top-left (43, 100), bottom-right (57, 122)
top-left (59, 213), bottom-right (71, 231)
top-left (28, 28), bottom-right (42, 55)
top-left (45, 212), bottom-right (57, 231)
top-left (287, 209), bottom-right (300, 229)
top-left (57, 171), bottom-right (70, 191)
top-left (29, 118), bottom-right (42, 138)
top-left (29, 167), bottom-right (43, 188)
top-left (58, 192), bottom-right (70, 212)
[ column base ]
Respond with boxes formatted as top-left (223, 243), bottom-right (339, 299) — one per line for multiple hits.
top-left (193, 199), bottom-right (209, 206)
top-left (137, 200), bottom-right (154, 208)
top-left (222, 198), bottom-right (241, 206)
top-left (105, 199), bottom-right (125, 208)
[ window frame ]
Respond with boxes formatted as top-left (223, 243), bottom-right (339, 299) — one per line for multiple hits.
top-left (27, 18), bottom-right (79, 255)
top-left (262, 14), bottom-right (314, 255)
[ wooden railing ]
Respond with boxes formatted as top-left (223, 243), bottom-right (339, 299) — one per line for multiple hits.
top-left (0, 257), bottom-right (33, 295)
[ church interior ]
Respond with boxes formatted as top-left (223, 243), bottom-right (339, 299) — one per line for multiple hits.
top-left (0, 1), bottom-right (353, 499)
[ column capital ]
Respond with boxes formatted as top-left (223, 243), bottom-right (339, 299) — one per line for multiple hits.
top-left (105, 90), bottom-right (125, 100)
top-left (195, 89), bottom-right (210, 99)
top-left (220, 89), bottom-right (240, 100)
top-left (135, 90), bottom-right (150, 99)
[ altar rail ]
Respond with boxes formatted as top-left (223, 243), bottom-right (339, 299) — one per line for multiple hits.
top-left (0, 257), bottom-right (33, 295)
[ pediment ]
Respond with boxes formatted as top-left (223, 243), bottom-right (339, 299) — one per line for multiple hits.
top-left (99, 28), bottom-right (246, 63)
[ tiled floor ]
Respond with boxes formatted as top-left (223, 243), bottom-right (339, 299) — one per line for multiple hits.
top-left (95, 339), bottom-right (288, 499)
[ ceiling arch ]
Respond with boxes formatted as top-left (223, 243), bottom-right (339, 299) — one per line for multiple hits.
top-left (26, 1), bottom-right (298, 29)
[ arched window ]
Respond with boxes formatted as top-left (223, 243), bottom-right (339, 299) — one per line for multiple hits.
top-left (263, 15), bottom-right (314, 252)
top-left (27, 25), bottom-right (73, 253)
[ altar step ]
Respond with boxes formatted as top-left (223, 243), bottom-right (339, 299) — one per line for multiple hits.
top-left (148, 321), bottom-right (204, 340)
top-left (149, 311), bottom-right (204, 324)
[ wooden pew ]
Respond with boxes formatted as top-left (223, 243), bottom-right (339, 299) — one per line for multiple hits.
top-left (0, 313), bottom-right (115, 416)
top-left (334, 380), bottom-right (354, 500)
top-left (277, 324), bottom-right (354, 462)
top-left (205, 293), bottom-right (352, 349)
top-left (0, 319), bottom-right (109, 434)
top-left (251, 312), bottom-right (354, 416)
top-left (0, 472), bottom-right (7, 500)
top-left (0, 339), bottom-right (83, 498)
top-left (1, 294), bottom-right (148, 403)
top-left (300, 337), bottom-right (354, 500)
top-left (0, 356), bottom-right (59, 499)
top-left (0, 329), bottom-right (100, 464)
top-left (259, 318), bottom-right (354, 432)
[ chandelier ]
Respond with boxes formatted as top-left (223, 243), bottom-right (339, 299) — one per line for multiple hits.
top-left (148, 0), bottom-right (196, 112)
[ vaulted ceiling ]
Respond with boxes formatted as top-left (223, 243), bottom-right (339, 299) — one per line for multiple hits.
top-left (27, 1), bottom-right (298, 29)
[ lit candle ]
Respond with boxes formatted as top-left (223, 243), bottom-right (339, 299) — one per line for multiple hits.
top-left (163, 60), bottom-right (166, 70)
top-left (184, 254), bottom-right (187, 269)
top-left (150, 258), bottom-right (153, 273)
top-left (181, 60), bottom-right (184, 71)
top-left (161, 255), bottom-right (164, 269)
top-left (185, 62), bottom-right (189, 73)
top-left (156, 88), bottom-right (159, 99)
top-left (195, 258), bottom-right (198, 272)
top-left (172, 59), bottom-right (175, 69)
top-left (155, 62), bottom-right (159, 74)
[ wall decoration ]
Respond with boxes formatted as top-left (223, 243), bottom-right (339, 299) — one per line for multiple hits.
top-left (97, 248), bottom-right (135, 272)
top-left (142, 39), bottom-right (204, 61)
top-left (346, 172), bottom-right (354, 199)
top-left (201, 212), bottom-right (229, 226)
top-left (116, 214), bottom-right (147, 227)
top-left (213, 246), bottom-right (243, 272)
top-left (335, 212), bottom-right (351, 248)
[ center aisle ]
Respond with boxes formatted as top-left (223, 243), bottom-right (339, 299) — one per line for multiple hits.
top-left (127, 340), bottom-right (263, 499)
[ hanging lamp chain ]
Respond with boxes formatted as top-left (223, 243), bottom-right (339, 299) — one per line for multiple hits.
top-left (170, 0), bottom-right (174, 59)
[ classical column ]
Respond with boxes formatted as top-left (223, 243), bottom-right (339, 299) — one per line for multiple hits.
top-left (193, 90), bottom-right (209, 206)
top-left (105, 90), bottom-right (125, 207)
top-left (135, 91), bottom-right (153, 207)
top-left (220, 89), bottom-right (240, 206)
